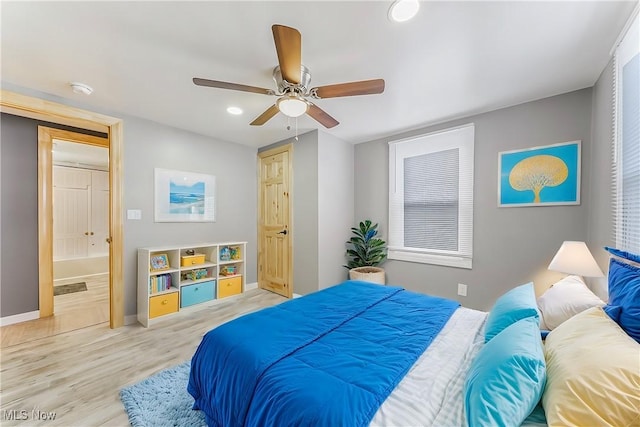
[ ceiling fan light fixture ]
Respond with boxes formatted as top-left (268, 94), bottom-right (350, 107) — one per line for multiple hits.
top-left (388, 0), bottom-right (420, 22)
top-left (277, 95), bottom-right (308, 118)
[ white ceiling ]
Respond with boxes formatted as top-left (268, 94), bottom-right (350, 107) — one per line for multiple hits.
top-left (1, 1), bottom-right (636, 149)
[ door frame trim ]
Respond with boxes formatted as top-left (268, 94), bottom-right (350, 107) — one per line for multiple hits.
top-left (257, 143), bottom-right (294, 298)
top-left (1, 90), bottom-right (125, 328)
top-left (38, 127), bottom-right (109, 318)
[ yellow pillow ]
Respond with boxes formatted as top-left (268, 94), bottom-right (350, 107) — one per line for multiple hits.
top-left (542, 306), bottom-right (640, 427)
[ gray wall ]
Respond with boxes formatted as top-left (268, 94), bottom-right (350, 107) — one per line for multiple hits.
top-left (123, 117), bottom-right (258, 317)
top-left (354, 88), bottom-right (595, 311)
top-left (317, 131), bottom-right (354, 289)
top-left (0, 113), bottom-right (107, 317)
top-left (1, 114), bottom-right (39, 316)
top-left (1, 85), bottom-right (258, 319)
top-left (587, 58), bottom-right (615, 299)
top-left (291, 132), bottom-right (320, 296)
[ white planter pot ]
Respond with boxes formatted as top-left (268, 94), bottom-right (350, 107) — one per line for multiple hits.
top-left (349, 267), bottom-right (386, 285)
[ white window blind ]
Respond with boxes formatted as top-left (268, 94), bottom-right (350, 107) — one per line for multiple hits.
top-left (613, 11), bottom-right (640, 254)
top-left (389, 124), bottom-right (474, 268)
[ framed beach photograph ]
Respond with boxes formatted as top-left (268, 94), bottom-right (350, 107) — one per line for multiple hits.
top-left (150, 253), bottom-right (170, 271)
top-left (498, 140), bottom-right (581, 207)
top-left (154, 168), bottom-right (216, 222)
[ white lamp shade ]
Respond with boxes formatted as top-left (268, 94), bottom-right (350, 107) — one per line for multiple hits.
top-left (548, 241), bottom-right (604, 277)
top-left (277, 96), bottom-right (308, 118)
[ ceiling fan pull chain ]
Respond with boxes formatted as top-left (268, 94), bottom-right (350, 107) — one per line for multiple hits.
top-left (295, 117), bottom-right (299, 141)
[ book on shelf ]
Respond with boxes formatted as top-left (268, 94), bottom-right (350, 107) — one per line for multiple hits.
top-left (149, 273), bottom-right (172, 294)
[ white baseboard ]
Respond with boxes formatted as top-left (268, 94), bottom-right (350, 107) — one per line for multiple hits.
top-left (293, 293), bottom-right (302, 298)
top-left (1, 310), bottom-right (39, 326)
top-left (245, 282), bottom-right (258, 291)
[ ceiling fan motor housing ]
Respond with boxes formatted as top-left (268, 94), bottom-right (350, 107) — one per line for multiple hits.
top-left (273, 65), bottom-right (311, 95)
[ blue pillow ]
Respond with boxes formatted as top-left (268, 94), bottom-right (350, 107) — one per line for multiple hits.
top-left (604, 246), bottom-right (640, 264)
top-left (484, 282), bottom-right (539, 342)
top-left (603, 258), bottom-right (640, 343)
top-left (465, 316), bottom-right (546, 427)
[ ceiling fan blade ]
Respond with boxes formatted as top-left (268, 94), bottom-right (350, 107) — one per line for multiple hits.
top-left (272, 24), bottom-right (301, 84)
top-left (250, 105), bottom-right (280, 126)
top-left (307, 103), bottom-right (339, 128)
top-left (312, 79), bottom-right (385, 99)
top-left (193, 78), bottom-right (273, 95)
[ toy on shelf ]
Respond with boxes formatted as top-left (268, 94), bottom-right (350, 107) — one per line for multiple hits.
top-left (220, 246), bottom-right (231, 261)
top-left (182, 268), bottom-right (208, 282)
top-left (230, 247), bottom-right (241, 260)
top-left (220, 265), bottom-right (237, 276)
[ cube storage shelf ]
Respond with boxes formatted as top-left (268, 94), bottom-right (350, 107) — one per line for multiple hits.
top-left (137, 241), bottom-right (246, 327)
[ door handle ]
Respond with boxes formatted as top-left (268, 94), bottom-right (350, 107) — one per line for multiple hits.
top-left (277, 229), bottom-right (288, 235)
top-left (84, 232), bottom-right (89, 236)
top-left (106, 237), bottom-right (112, 244)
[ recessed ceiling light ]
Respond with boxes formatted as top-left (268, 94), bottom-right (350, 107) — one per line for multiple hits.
top-left (388, 0), bottom-right (420, 23)
top-left (227, 106), bottom-right (243, 115)
top-left (69, 82), bottom-right (93, 95)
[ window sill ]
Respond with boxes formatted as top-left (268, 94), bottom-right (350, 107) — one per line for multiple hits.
top-left (388, 249), bottom-right (472, 269)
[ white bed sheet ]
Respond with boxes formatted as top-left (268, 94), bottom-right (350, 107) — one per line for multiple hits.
top-left (371, 307), bottom-right (487, 427)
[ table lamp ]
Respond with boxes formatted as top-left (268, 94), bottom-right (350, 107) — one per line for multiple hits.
top-left (548, 241), bottom-right (604, 278)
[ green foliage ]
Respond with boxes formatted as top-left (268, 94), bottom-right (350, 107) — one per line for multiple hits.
top-left (344, 220), bottom-right (387, 269)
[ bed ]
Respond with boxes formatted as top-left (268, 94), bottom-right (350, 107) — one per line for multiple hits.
top-left (188, 251), bottom-right (640, 427)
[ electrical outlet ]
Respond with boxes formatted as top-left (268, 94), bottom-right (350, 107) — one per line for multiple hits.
top-left (457, 283), bottom-right (468, 297)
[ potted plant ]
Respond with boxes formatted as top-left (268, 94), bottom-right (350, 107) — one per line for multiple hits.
top-left (344, 220), bottom-right (387, 284)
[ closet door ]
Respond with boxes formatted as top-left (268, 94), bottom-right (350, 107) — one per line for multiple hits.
top-left (88, 170), bottom-right (109, 257)
top-left (53, 166), bottom-right (90, 260)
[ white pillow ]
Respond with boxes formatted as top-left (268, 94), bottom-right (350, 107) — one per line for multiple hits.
top-left (537, 275), bottom-right (605, 330)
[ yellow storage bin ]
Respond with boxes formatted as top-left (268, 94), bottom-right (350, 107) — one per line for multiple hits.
top-left (218, 276), bottom-right (242, 299)
top-left (181, 254), bottom-right (206, 267)
top-left (149, 292), bottom-right (179, 318)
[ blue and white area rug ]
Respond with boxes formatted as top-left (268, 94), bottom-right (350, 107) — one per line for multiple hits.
top-left (120, 361), bottom-right (206, 427)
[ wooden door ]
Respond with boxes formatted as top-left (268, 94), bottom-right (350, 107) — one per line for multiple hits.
top-left (258, 144), bottom-right (293, 298)
top-left (53, 186), bottom-right (89, 260)
top-left (53, 166), bottom-right (90, 260)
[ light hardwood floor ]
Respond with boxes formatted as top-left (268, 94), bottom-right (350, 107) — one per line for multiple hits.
top-left (1, 274), bottom-right (110, 348)
top-left (0, 289), bottom-right (286, 426)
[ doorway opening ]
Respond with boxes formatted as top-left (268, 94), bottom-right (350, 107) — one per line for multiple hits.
top-left (52, 135), bottom-right (110, 330)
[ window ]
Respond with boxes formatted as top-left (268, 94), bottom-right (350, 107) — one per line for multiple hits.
top-left (613, 11), bottom-right (640, 254)
top-left (388, 124), bottom-right (474, 268)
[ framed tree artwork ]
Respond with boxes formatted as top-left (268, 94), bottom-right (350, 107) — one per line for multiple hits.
top-left (498, 141), bottom-right (581, 207)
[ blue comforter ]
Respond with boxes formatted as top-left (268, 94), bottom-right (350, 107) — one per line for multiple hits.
top-left (188, 280), bottom-right (460, 427)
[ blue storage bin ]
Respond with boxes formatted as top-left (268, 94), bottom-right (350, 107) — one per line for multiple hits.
top-left (180, 280), bottom-right (215, 308)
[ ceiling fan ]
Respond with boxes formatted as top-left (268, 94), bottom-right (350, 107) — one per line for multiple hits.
top-left (193, 24), bottom-right (385, 129)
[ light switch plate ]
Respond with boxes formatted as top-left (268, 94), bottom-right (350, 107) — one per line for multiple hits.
top-left (127, 209), bottom-right (142, 220)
